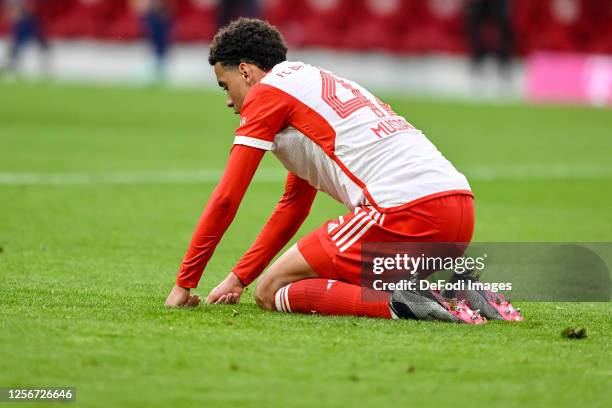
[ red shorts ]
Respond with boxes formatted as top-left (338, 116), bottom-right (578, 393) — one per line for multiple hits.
top-left (297, 193), bottom-right (475, 285)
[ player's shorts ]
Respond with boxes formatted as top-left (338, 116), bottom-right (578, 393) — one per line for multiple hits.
top-left (297, 193), bottom-right (475, 285)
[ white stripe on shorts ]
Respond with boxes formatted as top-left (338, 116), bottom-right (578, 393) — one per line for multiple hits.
top-left (332, 212), bottom-right (366, 242)
top-left (339, 219), bottom-right (376, 252)
top-left (335, 213), bottom-right (373, 247)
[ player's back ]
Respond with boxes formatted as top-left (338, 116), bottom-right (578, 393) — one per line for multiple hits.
top-left (235, 61), bottom-right (471, 211)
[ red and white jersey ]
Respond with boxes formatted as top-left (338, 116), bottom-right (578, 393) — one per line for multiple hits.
top-left (234, 61), bottom-right (471, 212)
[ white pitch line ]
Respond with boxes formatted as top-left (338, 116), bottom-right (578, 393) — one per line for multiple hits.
top-left (0, 164), bottom-right (611, 186)
top-left (0, 169), bottom-right (285, 185)
top-left (465, 164), bottom-right (612, 181)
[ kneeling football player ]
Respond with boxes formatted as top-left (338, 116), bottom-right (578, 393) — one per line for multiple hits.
top-left (164, 18), bottom-right (522, 323)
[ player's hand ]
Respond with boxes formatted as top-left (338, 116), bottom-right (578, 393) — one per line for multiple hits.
top-left (206, 272), bottom-right (244, 304)
top-left (164, 285), bottom-right (201, 307)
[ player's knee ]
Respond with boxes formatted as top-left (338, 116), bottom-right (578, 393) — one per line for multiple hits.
top-left (254, 281), bottom-right (275, 311)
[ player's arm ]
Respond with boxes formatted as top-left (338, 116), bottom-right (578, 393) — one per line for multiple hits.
top-left (205, 173), bottom-right (316, 303)
top-left (178, 83), bottom-right (292, 306)
top-left (164, 144), bottom-right (265, 306)
top-left (233, 173), bottom-right (317, 285)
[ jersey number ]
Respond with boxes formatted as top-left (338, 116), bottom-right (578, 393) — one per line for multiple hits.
top-left (320, 71), bottom-right (397, 119)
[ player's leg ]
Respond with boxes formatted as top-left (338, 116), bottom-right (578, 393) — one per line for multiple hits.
top-left (253, 242), bottom-right (392, 318)
top-left (253, 243), bottom-right (318, 311)
top-left (296, 197), bottom-right (486, 323)
top-left (255, 202), bottom-right (484, 322)
top-left (254, 236), bottom-right (480, 322)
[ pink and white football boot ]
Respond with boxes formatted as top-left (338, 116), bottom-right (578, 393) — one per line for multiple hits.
top-left (444, 273), bottom-right (524, 322)
top-left (390, 288), bottom-right (487, 324)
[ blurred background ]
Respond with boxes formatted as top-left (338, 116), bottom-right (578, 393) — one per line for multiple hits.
top-left (1, 4), bottom-right (611, 405)
top-left (1, 0), bottom-right (611, 105)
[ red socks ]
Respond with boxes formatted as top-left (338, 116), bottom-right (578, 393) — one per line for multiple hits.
top-left (274, 278), bottom-right (391, 319)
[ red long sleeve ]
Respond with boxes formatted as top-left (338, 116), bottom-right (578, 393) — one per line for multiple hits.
top-left (176, 145), bottom-right (265, 288)
top-left (232, 173), bottom-right (317, 286)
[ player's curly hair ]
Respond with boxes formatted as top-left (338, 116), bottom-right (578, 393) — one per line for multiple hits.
top-left (208, 18), bottom-right (288, 71)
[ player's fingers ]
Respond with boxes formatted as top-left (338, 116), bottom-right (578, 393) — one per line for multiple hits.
top-left (230, 293), bottom-right (240, 304)
top-left (185, 295), bottom-right (197, 307)
top-left (205, 289), bottom-right (220, 304)
top-left (189, 295), bottom-right (201, 307)
top-left (215, 294), bottom-right (227, 304)
top-left (226, 293), bottom-right (237, 304)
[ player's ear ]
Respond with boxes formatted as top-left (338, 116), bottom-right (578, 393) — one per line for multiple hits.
top-left (238, 63), bottom-right (250, 83)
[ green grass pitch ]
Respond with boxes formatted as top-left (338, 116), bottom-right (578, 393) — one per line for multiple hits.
top-left (0, 82), bottom-right (610, 407)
